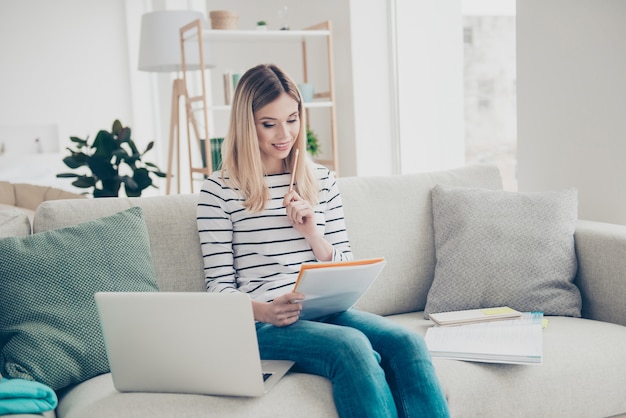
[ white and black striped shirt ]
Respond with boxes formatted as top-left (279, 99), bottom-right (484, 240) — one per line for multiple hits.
top-left (197, 164), bottom-right (353, 302)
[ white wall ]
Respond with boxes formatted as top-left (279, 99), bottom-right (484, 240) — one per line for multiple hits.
top-left (517, 0), bottom-right (626, 225)
top-left (0, 0), bottom-right (135, 152)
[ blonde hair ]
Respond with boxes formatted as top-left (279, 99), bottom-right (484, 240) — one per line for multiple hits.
top-left (221, 64), bottom-right (318, 212)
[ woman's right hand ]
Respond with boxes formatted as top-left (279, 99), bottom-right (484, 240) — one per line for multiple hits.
top-left (253, 292), bottom-right (304, 327)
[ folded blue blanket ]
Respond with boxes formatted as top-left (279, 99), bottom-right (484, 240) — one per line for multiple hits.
top-left (0, 377), bottom-right (58, 415)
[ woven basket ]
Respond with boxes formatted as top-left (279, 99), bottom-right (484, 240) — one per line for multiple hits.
top-left (209, 10), bottom-right (239, 30)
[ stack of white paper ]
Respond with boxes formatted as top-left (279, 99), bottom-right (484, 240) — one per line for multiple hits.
top-left (425, 312), bottom-right (544, 365)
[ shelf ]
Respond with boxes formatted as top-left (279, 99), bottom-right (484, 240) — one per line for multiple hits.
top-left (184, 28), bottom-right (330, 42)
top-left (175, 19), bottom-right (338, 188)
top-left (205, 101), bottom-right (334, 112)
top-left (303, 101), bottom-right (335, 109)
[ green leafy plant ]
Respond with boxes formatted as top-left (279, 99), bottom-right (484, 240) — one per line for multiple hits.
top-left (57, 120), bottom-right (165, 197)
top-left (257, 20), bottom-right (267, 26)
top-left (306, 127), bottom-right (321, 157)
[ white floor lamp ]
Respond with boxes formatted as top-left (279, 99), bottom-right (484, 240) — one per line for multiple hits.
top-left (138, 10), bottom-right (214, 194)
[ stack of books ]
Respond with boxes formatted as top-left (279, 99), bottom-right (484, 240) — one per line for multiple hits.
top-left (425, 307), bottom-right (544, 365)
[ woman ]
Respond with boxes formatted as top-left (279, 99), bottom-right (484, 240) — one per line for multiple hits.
top-left (197, 64), bottom-right (449, 418)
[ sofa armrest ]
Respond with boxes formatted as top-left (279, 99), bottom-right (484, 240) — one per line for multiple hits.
top-left (575, 220), bottom-right (626, 327)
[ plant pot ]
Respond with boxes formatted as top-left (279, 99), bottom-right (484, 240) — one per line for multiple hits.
top-left (209, 10), bottom-right (239, 30)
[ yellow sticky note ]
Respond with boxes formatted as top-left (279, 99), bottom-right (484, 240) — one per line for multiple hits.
top-left (481, 307), bottom-right (516, 316)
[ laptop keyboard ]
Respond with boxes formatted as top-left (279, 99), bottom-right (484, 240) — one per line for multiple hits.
top-left (263, 373), bottom-right (273, 382)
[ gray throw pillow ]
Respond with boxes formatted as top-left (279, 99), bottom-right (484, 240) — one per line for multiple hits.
top-left (0, 207), bottom-right (159, 390)
top-left (425, 185), bottom-right (581, 318)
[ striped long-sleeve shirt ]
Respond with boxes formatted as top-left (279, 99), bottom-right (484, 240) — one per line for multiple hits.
top-left (197, 164), bottom-right (353, 303)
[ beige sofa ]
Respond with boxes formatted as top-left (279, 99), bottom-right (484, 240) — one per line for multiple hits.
top-left (2, 165), bottom-right (626, 418)
top-left (0, 181), bottom-right (84, 223)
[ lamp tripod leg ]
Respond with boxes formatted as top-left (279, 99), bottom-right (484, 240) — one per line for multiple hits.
top-left (166, 79), bottom-right (184, 195)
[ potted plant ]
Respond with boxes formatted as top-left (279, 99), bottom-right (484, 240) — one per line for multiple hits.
top-left (306, 127), bottom-right (321, 157)
top-left (256, 20), bottom-right (268, 30)
top-left (57, 120), bottom-right (165, 197)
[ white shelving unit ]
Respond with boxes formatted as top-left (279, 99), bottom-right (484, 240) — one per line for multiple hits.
top-left (177, 20), bottom-right (337, 189)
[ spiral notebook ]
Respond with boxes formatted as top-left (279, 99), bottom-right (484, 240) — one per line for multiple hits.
top-left (292, 257), bottom-right (386, 320)
top-left (428, 306), bottom-right (522, 326)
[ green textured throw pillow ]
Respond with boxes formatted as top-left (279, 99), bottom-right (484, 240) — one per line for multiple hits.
top-left (0, 207), bottom-right (159, 390)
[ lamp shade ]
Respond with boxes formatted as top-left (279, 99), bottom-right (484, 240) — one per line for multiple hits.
top-left (138, 10), bottom-right (215, 72)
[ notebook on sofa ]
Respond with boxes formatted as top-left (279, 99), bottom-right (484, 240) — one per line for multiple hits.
top-left (95, 292), bottom-right (294, 397)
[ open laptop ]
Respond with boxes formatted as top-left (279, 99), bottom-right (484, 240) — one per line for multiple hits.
top-left (94, 292), bottom-right (294, 397)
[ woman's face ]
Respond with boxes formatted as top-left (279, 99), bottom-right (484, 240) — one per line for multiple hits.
top-left (254, 92), bottom-right (300, 173)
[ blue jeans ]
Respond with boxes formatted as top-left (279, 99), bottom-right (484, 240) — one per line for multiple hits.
top-left (256, 309), bottom-right (450, 418)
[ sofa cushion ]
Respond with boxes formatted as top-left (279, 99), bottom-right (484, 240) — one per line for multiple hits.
top-left (0, 181), bottom-right (16, 206)
top-left (425, 185), bottom-right (581, 317)
top-left (387, 312), bottom-right (626, 418)
top-left (0, 207), bottom-right (159, 391)
top-left (0, 209), bottom-right (31, 237)
top-left (56, 372), bottom-right (337, 418)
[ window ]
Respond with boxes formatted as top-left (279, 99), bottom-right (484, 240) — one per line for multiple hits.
top-left (463, 1), bottom-right (517, 190)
